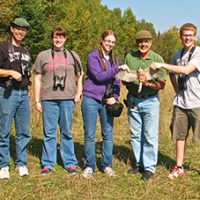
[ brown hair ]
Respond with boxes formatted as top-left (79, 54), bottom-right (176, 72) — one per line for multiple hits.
top-left (51, 27), bottom-right (67, 39)
top-left (99, 30), bottom-right (117, 71)
top-left (180, 23), bottom-right (197, 36)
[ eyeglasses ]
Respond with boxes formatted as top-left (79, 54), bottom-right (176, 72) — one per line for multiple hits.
top-left (53, 35), bottom-right (65, 40)
top-left (104, 39), bottom-right (116, 44)
top-left (182, 34), bottom-right (195, 38)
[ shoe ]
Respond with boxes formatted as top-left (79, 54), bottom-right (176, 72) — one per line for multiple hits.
top-left (0, 166), bottom-right (10, 179)
top-left (66, 166), bottom-right (77, 175)
top-left (104, 167), bottom-right (116, 177)
top-left (128, 166), bottom-right (144, 174)
top-left (168, 166), bottom-right (184, 179)
top-left (41, 166), bottom-right (52, 175)
top-left (141, 170), bottom-right (154, 181)
top-left (16, 165), bottom-right (29, 177)
top-left (82, 167), bottom-right (93, 179)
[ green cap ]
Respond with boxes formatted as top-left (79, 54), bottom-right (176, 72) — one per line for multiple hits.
top-left (136, 30), bottom-right (152, 40)
top-left (11, 18), bottom-right (31, 29)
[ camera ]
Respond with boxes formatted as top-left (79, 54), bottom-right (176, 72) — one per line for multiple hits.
top-left (53, 75), bottom-right (66, 91)
top-left (178, 75), bottom-right (187, 90)
top-left (21, 63), bottom-right (31, 77)
top-left (102, 83), bottom-right (114, 103)
top-left (4, 77), bottom-right (13, 89)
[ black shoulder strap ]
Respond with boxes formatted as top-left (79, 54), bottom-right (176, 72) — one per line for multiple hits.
top-left (67, 49), bottom-right (82, 75)
top-left (180, 46), bottom-right (196, 63)
top-left (8, 42), bottom-right (15, 61)
top-left (8, 42), bottom-right (22, 68)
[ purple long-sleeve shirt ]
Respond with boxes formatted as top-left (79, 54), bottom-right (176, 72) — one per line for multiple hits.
top-left (83, 49), bottom-right (120, 101)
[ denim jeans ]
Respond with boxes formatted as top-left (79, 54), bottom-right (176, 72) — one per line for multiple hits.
top-left (41, 99), bottom-right (77, 169)
top-left (128, 94), bottom-right (160, 173)
top-left (81, 96), bottom-right (114, 171)
top-left (0, 87), bottom-right (31, 168)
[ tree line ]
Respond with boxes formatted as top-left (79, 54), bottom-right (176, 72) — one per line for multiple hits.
top-left (0, 0), bottom-right (199, 70)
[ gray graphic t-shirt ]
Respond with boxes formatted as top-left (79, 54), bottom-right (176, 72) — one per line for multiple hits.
top-left (34, 48), bottom-right (82, 100)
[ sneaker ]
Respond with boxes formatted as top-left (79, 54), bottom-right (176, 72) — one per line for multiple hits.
top-left (82, 167), bottom-right (93, 179)
top-left (104, 167), bottom-right (116, 177)
top-left (141, 170), bottom-right (154, 181)
top-left (66, 166), bottom-right (77, 175)
top-left (168, 166), bottom-right (185, 179)
top-left (16, 165), bottom-right (29, 177)
top-left (0, 166), bottom-right (10, 179)
top-left (41, 166), bottom-right (52, 176)
top-left (128, 166), bottom-right (144, 174)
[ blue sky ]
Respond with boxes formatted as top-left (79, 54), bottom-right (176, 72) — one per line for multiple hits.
top-left (101, 0), bottom-right (200, 33)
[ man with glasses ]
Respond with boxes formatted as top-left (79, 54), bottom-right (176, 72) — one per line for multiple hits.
top-left (0, 18), bottom-right (31, 179)
top-left (151, 23), bottom-right (200, 179)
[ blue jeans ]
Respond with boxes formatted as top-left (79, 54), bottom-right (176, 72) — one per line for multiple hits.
top-left (128, 94), bottom-right (160, 173)
top-left (0, 87), bottom-right (31, 168)
top-left (81, 96), bottom-right (114, 171)
top-left (41, 100), bottom-right (77, 169)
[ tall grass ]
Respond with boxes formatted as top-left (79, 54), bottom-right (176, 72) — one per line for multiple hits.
top-left (0, 78), bottom-right (200, 200)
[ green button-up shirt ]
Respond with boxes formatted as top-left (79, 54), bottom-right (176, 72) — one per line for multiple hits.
top-left (125, 50), bottom-right (166, 96)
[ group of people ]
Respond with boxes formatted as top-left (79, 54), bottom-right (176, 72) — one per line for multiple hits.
top-left (0, 18), bottom-right (199, 181)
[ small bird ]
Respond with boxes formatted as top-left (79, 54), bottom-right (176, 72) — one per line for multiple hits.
top-left (115, 66), bottom-right (164, 93)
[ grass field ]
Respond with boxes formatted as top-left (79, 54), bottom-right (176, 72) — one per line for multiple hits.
top-left (0, 79), bottom-right (200, 200)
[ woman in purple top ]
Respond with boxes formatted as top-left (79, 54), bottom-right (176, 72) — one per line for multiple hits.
top-left (81, 30), bottom-right (128, 178)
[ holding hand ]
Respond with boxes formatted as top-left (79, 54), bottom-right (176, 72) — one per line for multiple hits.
top-left (137, 68), bottom-right (147, 83)
top-left (105, 97), bottom-right (116, 105)
top-left (118, 64), bottom-right (130, 72)
top-left (150, 62), bottom-right (163, 71)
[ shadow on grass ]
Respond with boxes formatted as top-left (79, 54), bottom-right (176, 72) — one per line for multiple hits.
top-left (157, 151), bottom-right (175, 170)
top-left (94, 140), bottom-right (133, 171)
top-left (112, 139), bottom-right (176, 170)
top-left (26, 136), bottom-right (85, 169)
top-left (96, 139), bottom-right (175, 171)
top-left (10, 135), bottom-right (176, 172)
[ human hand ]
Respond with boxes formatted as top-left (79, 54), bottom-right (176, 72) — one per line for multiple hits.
top-left (35, 102), bottom-right (43, 113)
top-left (10, 70), bottom-right (22, 81)
top-left (106, 97), bottom-right (116, 105)
top-left (137, 68), bottom-right (147, 83)
top-left (74, 93), bottom-right (82, 103)
top-left (150, 62), bottom-right (163, 71)
top-left (118, 64), bottom-right (130, 72)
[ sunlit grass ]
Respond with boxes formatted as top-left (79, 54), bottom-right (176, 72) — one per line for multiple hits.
top-left (0, 78), bottom-right (200, 200)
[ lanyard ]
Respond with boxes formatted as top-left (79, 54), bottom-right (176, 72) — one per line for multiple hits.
top-left (180, 46), bottom-right (196, 65)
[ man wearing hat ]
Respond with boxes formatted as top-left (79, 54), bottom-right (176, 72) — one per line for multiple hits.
top-left (0, 17), bottom-right (31, 179)
top-left (123, 30), bottom-right (166, 180)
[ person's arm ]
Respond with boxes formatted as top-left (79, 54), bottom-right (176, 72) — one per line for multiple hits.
top-left (0, 68), bottom-right (22, 81)
top-left (74, 72), bottom-right (83, 103)
top-left (150, 62), bottom-right (196, 75)
top-left (34, 73), bottom-right (43, 112)
top-left (87, 52), bottom-right (119, 83)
